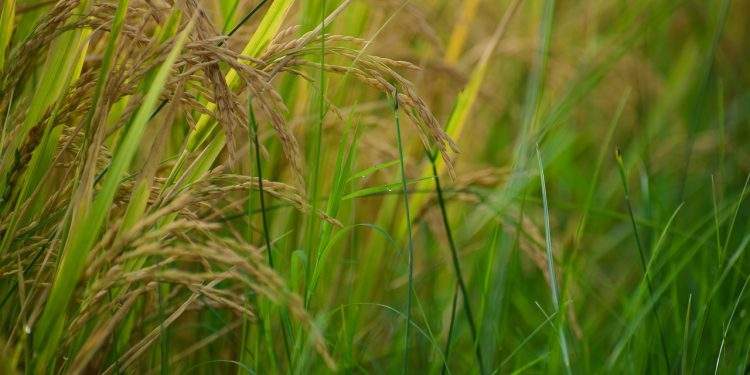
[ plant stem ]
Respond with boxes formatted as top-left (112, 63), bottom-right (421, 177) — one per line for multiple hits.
top-left (429, 152), bottom-right (485, 374)
top-left (393, 95), bottom-right (415, 375)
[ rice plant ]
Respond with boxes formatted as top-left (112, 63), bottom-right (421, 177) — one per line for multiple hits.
top-left (1, 0), bottom-right (749, 373)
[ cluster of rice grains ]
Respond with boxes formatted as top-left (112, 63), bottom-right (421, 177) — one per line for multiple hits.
top-left (0, 0), bottom-right (455, 372)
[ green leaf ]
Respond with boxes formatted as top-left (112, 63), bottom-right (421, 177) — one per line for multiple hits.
top-left (0, 0), bottom-right (14, 69)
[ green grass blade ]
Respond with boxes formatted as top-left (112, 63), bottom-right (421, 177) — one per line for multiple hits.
top-left (535, 145), bottom-right (571, 373)
top-left (615, 148), bottom-right (671, 372)
top-left (0, 0), bottom-right (14, 69)
top-left (429, 151), bottom-right (485, 373)
top-left (714, 274), bottom-right (750, 374)
top-left (393, 95), bottom-right (416, 375)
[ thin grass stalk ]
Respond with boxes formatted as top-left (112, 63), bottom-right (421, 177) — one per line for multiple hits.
top-left (535, 146), bottom-right (571, 373)
top-left (303, 0), bottom-right (327, 305)
top-left (305, 122), bottom-right (357, 305)
top-left (249, 103), bottom-right (275, 269)
top-left (688, 173), bottom-right (750, 371)
top-left (226, 0), bottom-right (272, 37)
top-left (441, 285), bottom-right (459, 375)
top-left (680, 293), bottom-right (693, 374)
top-left (393, 95), bottom-right (415, 374)
top-left (429, 151), bottom-right (485, 374)
top-left (714, 274), bottom-right (750, 374)
top-left (615, 148), bottom-right (671, 372)
top-left (248, 98), bottom-right (293, 366)
top-left (0, 0), bottom-right (14, 69)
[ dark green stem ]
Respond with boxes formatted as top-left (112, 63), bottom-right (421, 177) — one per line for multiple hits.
top-left (616, 148), bottom-right (671, 373)
top-left (429, 152), bottom-right (485, 374)
top-left (248, 98), bottom-right (292, 367)
top-left (393, 96), bottom-right (415, 375)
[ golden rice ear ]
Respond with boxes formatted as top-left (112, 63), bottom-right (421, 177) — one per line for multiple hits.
top-left (1, 0), bottom-right (457, 371)
top-left (0, 0), bottom-right (81, 96)
top-left (194, 174), bottom-right (343, 227)
top-left (255, 40), bottom-right (459, 177)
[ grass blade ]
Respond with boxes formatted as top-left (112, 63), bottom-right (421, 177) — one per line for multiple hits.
top-left (393, 95), bottom-right (416, 374)
top-left (0, 0), bottom-right (13, 69)
top-left (535, 145), bottom-right (571, 373)
top-left (429, 151), bottom-right (485, 373)
top-left (615, 148), bottom-right (671, 372)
